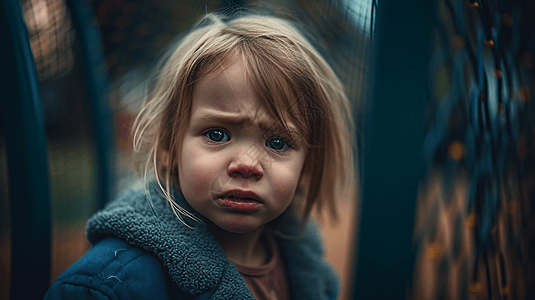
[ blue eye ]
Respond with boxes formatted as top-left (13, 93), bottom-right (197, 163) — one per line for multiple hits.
top-left (204, 129), bottom-right (230, 142)
top-left (266, 137), bottom-right (291, 151)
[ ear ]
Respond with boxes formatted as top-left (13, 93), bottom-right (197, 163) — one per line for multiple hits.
top-left (156, 145), bottom-right (182, 188)
top-left (295, 166), bottom-right (310, 201)
top-left (157, 147), bottom-right (170, 166)
top-left (155, 147), bottom-right (173, 179)
top-left (156, 148), bottom-right (170, 165)
top-left (297, 153), bottom-right (313, 187)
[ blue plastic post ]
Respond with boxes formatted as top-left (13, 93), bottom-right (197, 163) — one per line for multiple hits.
top-left (0, 0), bottom-right (52, 298)
top-left (351, 0), bottom-right (434, 299)
top-left (65, 0), bottom-right (114, 209)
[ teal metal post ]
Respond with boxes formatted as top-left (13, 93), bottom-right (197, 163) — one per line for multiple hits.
top-left (65, 0), bottom-right (114, 209)
top-left (0, 0), bottom-right (52, 298)
top-left (351, 0), bottom-right (434, 299)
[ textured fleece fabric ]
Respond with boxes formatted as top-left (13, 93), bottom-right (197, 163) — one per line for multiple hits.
top-left (44, 183), bottom-right (339, 300)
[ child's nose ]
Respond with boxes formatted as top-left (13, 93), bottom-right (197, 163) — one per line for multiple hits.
top-left (228, 163), bottom-right (264, 180)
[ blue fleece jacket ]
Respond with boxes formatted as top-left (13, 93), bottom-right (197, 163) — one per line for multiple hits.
top-left (44, 183), bottom-right (339, 299)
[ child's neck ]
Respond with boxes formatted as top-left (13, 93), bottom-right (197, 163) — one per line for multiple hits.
top-left (208, 224), bottom-right (269, 267)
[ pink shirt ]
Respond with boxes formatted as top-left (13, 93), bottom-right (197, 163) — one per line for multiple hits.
top-left (232, 233), bottom-right (290, 300)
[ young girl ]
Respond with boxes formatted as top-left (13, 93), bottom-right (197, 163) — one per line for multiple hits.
top-left (45, 11), bottom-right (355, 300)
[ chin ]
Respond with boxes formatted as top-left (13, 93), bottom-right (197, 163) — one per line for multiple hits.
top-left (215, 218), bottom-right (265, 234)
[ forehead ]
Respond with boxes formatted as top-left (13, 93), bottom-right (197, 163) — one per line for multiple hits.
top-left (191, 57), bottom-right (277, 129)
top-left (192, 58), bottom-right (257, 112)
top-left (191, 55), bottom-right (300, 129)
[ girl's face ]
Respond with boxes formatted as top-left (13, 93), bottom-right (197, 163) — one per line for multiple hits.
top-left (178, 58), bottom-right (306, 234)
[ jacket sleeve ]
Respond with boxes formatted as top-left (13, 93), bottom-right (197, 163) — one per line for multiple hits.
top-left (44, 237), bottom-right (170, 300)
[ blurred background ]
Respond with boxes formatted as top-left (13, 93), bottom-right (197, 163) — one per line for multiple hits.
top-left (2, 0), bottom-right (535, 299)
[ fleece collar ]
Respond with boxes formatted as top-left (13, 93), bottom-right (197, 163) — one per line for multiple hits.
top-left (86, 183), bottom-right (338, 299)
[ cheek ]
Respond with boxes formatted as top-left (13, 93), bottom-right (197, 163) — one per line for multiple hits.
top-left (179, 147), bottom-right (221, 199)
top-left (270, 162), bottom-right (304, 202)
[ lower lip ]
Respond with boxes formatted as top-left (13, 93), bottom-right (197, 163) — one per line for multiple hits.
top-left (219, 198), bottom-right (260, 211)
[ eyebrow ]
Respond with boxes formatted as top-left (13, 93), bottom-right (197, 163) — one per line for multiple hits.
top-left (191, 111), bottom-right (298, 133)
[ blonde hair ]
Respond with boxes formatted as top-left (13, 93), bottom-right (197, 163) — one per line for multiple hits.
top-left (132, 12), bottom-right (355, 225)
